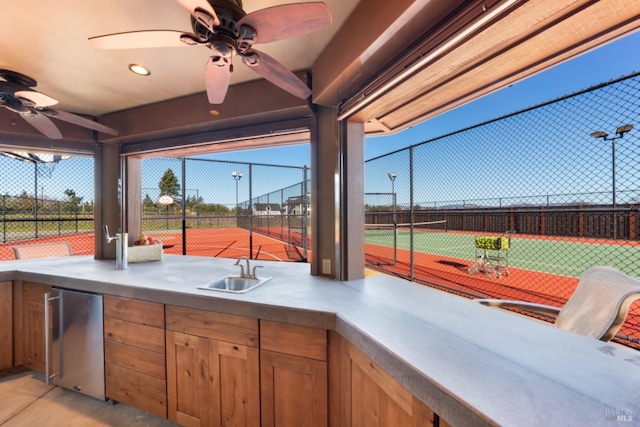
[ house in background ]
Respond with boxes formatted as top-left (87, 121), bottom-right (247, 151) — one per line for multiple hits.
top-left (283, 195), bottom-right (310, 216)
top-left (253, 203), bottom-right (282, 216)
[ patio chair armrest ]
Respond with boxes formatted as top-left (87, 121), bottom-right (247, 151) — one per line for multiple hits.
top-left (474, 299), bottom-right (561, 317)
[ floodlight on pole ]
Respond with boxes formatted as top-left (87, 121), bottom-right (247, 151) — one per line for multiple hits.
top-left (590, 123), bottom-right (634, 240)
top-left (232, 171), bottom-right (243, 212)
top-left (388, 173), bottom-right (397, 217)
top-left (388, 172), bottom-right (397, 265)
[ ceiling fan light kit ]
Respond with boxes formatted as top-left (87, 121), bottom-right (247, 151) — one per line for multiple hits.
top-left (0, 70), bottom-right (119, 139)
top-left (89, 0), bottom-right (333, 104)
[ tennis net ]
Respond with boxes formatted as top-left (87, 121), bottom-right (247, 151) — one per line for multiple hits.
top-left (365, 220), bottom-right (447, 266)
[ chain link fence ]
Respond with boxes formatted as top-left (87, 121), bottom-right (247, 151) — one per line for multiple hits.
top-left (364, 71), bottom-right (640, 349)
top-left (141, 157), bottom-right (309, 262)
top-left (0, 154), bottom-right (95, 259)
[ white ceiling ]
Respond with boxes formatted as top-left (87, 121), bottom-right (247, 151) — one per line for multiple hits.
top-left (0, 0), bottom-right (359, 117)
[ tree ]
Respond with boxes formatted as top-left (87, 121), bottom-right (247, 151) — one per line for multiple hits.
top-left (64, 189), bottom-right (84, 211)
top-left (186, 194), bottom-right (204, 212)
top-left (158, 169), bottom-right (181, 203)
top-left (143, 194), bottom-right (157, 211)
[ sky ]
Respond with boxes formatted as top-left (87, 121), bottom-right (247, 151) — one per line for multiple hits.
top-left (2, 30), bottom-right (640, 206)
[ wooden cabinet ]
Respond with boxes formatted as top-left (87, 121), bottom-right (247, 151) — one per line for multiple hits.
top-left (104, 295), bottom-right (166, 418)
top-left (21, 282), bottom-right (51, 373)
top-left (330, 332), bottom-right (436, 427)
top-left (260, 320), bottom-right (328, 427)
top-left (165, 305), bottom-right (260, 427)
top-left (0, 281), bottom-right (12, 370)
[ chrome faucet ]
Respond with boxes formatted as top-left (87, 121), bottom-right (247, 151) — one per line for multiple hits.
top-left (234, 257), bottom-right (263, 279)
top-left (251, 265), bottom-right (263, 279)
top-left (234, 256), bottom-right (251, 278)
top-left (104, 225), bottom-right (128, 270)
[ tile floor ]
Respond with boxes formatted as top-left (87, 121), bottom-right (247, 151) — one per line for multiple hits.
top-left (0, 371), bottom-right (177, 427)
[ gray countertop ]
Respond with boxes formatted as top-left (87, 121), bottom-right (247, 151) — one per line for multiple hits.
top-left (1, 255), bottom-right (639, 427)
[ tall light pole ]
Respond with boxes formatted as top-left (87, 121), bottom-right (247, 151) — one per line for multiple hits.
top-left (591, 123), bottom-right (634, 240)
top-left (388, 172), bottom-right (397, 265)
top-left (232, 171), bottom-right (243, 214)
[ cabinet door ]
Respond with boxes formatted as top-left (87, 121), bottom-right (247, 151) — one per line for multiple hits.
top-left (21, 283), bottom-right (51, 373)
top-left (261, 350), bottom-right (327, 427)
top-left (166, 330), bottom-right (211, 427)
top-left (23, 299), bottom-right (46, 372)
top-left (335, 334), bottom-right (436, 427)
top-left (209, 340), bottom-right (260, 427)
top-left (0, 281), bottom-right (12, 370)
top-left (167, 331), bottom-right (261, 427)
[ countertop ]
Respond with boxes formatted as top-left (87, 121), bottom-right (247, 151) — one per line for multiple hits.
top-left (1, 255), bottom-right (639, 427)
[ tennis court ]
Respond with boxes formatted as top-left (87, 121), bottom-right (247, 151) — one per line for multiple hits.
top-left (364, 221), bottom-right (640, 348)
top-left (366, 222), bottom-right (640, 277)
top-left (0, 227), bottom-right (304, 262)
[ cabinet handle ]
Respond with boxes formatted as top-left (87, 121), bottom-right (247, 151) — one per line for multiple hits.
top-left (44, 292), bottom-right (61, 385)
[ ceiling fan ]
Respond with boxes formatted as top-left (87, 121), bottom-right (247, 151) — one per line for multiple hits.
top-left (0, 70), bottom-right (119, 140)
top-left (89, 0), bottom-right (332, 104)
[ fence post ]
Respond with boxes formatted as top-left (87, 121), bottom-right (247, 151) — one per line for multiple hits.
top-left (303, 167), bottom-right (309, 260)
top-left (58, 201), bottom-right (61, 235)
top-left (410, 146), bottom-right (414, 281)
top-left (629, 204), bottom-right (637, 241)
top-left (75, 204), bottom-right (79, 233)
top-left (2, 195), bottom-right (5, 244)
top-left (249, 163), bottom-right (253, 259)
top-left (182, 157), bottom-right (187, 255)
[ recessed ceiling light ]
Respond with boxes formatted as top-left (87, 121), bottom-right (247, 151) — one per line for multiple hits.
top-left (128, 64), bottom-right (151, 76)
top-left (208, 109), bottom-right (220, 116)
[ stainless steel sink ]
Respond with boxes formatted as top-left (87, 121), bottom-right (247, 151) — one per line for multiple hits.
top-left (197, 275), bottom-right (273, 293)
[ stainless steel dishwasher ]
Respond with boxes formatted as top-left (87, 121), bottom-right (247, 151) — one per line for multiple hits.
top-left (45, 288), bottom-right (105, 400)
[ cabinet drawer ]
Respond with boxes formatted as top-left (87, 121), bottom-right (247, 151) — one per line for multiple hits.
top-left (22, 282), bottom-right (51, 302)
top-left (166, 305), bottom-right (258, 347)
top-left (106, 363), bottom-right (167, 419)
top-left (261, 320), bottom-right (327, 361)
top-left (104, 295), bottom-right (164, 328)
top-left (105, 340), bottom-right (165, 380)
top-left (104, 317), bottom-right (164, 353)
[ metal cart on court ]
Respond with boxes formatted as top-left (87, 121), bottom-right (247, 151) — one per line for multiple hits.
top-left (468, 230), bottom-right (515, 278)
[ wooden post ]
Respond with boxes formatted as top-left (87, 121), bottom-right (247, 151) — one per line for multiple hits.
top-left (630, 204), bottom-right (637, 241)
top-left (578, 204), bottom-right (584, 238)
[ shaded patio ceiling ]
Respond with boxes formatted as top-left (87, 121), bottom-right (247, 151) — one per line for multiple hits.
top-left (0, 0), bottom-right (638, 156)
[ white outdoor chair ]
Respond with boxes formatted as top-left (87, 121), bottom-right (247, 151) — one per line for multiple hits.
top-left (11, 241), bottom-right (73, 260)
top-left (475, 266), bottom-right (640, 342)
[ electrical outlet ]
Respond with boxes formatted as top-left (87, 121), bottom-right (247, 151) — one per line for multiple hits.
top-left (322, 259), bottom-right (331, 275)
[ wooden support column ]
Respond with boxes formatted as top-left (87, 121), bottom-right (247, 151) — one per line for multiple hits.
top-left (340, 120), bottom-right (365, 281)
top-left (96, 143), bottom-right (121, 259)
top-left (310, 106), bottom-right (338, 277)
top-left (126, 157), bottom-right (142, 244)
top-left (310, 107), bottom-right (365, 280)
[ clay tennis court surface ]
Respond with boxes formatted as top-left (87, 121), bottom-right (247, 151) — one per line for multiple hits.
top-left (2, 227), bottom-right (638, 349)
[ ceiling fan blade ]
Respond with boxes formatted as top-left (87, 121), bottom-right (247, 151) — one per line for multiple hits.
top-left (89, 30), bottom-right (187, 49)
top-left (238, 2), bottom-right (332, 44)
top-left (41, 109), bottom-right (119, 136)
top-left (15, 90), bottom-right (59, 107)
top-left (21, 112), bottom-right (63, 139)
top-left (241, 50), bottom-right (311, 100)
top-left (205, 57), bottom-right (231, 104)
top-left (176, 0), bottom-right (220, 29)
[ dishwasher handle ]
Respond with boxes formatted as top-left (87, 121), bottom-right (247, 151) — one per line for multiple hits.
top-left (44, 292), bottom-right (61, 385)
